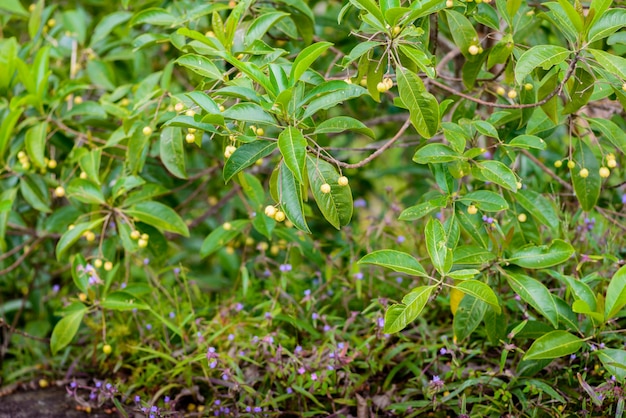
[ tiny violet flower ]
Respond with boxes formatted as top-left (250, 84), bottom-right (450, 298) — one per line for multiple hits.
top-left (570, 354), bottom-right (577, 360)
top-left (439, 347), bottom-right (448, 355)
top-left (253, 407), bottom-right (262, 413)
top-left (105, 383), bottom-right (112, 390)
top-left (311, 373), bottom-right (318, 381)
top-left (173, 267), bottom-right (181, 275)
top-left (395, 277), bottom-right (403, 284)
top-left (622, 194), bottom-right (626, 204)
top-left (312, 312), bottom-right (319, 320)
top-left (221, 373), bottom-right (228, 380)
top-left (134, 395), bottom-right (141, 403)
top-left (327, 365), bottom-right (334, 371)
top-left (245, 406), bottom-right (252, 412)
top-left (52, 284), bottom-right (60, 293)
top-left (286, 387), bottom-right (293, 394)
top-left (209, 360), bottom-right (217, 369)
top-left (264, 312), bottom-right (272, 319)
top-left (95, 381), bottom-right (102, 388)
top-left (354, 272), bottom-right (364, 280)
top-left (214, 400), bottom-right (221, 406)
top-left (377, 317), bottom-right (384, 328)
top-left (612, 375), bottom-right (617, 382)
top-left (354, 197), bottom-right (366, 208)
top-left (169, 311), bottom-right (175, 319)
top-left (298, 367), bottom-right (306, 375)
top-left (295, 345), bottom-right (302, 354)
top-left (228, 333), bottom-right (235, 341)
top-left (164, 396), bottom-right (170, 403)
top-left (150, 406), bottom-right (158, 412)
top-left (235, 302), bottom-right (244, 312)
top-left (304, 289), bottom-right (311, 297)
top-left (337, 342), bottom-right (345, 349)
top-left (143, 258), bottom-right (150, 265)
top-left (323, 325), bottom-right (331, 332)
top-left (329, 352), bottom-right (335, 359)
top-left (252, 336), bottom-right (259, 343)
top-left (70, 381), bottom-right (77, 388)
top-left (279, 264), bottom-right (292, 272)
top-left (396, 235), bottom-right (406, 244)
top-left (145, 323), bottom-right (152, 330)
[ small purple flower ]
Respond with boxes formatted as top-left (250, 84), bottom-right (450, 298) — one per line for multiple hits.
top-left (52, 284), bottom-right (60, 293)
top-left (245, 406), bottom-right (252, 412)
top-left (327, 365), bottom-right (334, 370)
top-left (95, 381), bottom-right (102, 388)
top-left (311, 373), bottom-right (318, 381)
top-left (164, 396), bottom-right (170, 403)
top-left (483, 151), bottom-right (492, 159)
top-left (286, 387), bottom-right (293, 394)
top-left (514, 294), bottom-right (521, 301)
top-left (304, 289), bottom-right (311, 296)
top-left (235, 303), bottom-right (244, 311)
top-left (209, 360), bottom-right (217, 369)
top-left (599, 343), bottom-right (606, 349)
top-left (89, 392), bottom-right (96, 400)
top-left (120, 282), bottom-right (127, 289)
top-left (134, 395), bottom-right (140, 403)
top-left (169, 311), bottom-right (175, 319)
top-left (396, 235), bottom-right (406, 244)
top-left (439, 347), bottom-right (448, 355)
top-left (622, 194), bottom-right (626, 204)
top-left (253, 407), bottom-right (262, 413)
top-left (70, 381), bottom-right (77, 388)
top-left (295, 345), bottom-right (302, 354)
top-left (430, 375), bottom-right (445, 390)
top-left (143, 258), bottom-right (150, 265)
top-left (228, 333), bottom-right (234, 341)
top-left (612, 375), bottom-right (617, 382)
top-left (263, 269), bottom-right (271, 277)
top-left (312, 312), bottom-right (319, 320)
top-left (323, 325), bottom-right (331, 332)
top-left (377, 317), bottom-right (384, 328)
top-left (221, 373), bottom-right (228, 380)
top-left (145, 324), bottom-right (152, 330)
top-left (432, 375), bottom-right (441, 382)
top-left (150, 406), bottom-right (158, 412)
top-left (252, 336), bottom-right (259, 343)
top-left (173, 267), bottom-right (181, 275)
top-left (354, 198), bottom-right (366, 208)
top-left (105, 383), bottom-right (112, 390)
top-left (279, 264), bottom-right (292, 272)
top-left (298, 367), bottom-right (306, 375)
top-left (329, 352), bottom-right (335, 359)
top-left (570, 354), bottom-right (577, 360)
top-left (395, 277), bottom-right (403, 284)
top-left (337, 342), bottom-right (345, 349)
top-left (264, 312), bottom-right (272, 320)
top-left (354, 272), bottom-right (363, 280)
top-left (590, 344), bottom-right (597, 351)
top-left (214, 400), bottom-right (221, 406)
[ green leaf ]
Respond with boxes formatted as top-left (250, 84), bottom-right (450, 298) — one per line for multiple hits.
top-left (244, 12), bottom-right (289, 47)
top-left (224, 141), bottom-right (276, 183)
top-left (301, 84), bottom-right (367, 119)
top-left (384, 286), bottom-right (435, 333)
top-left (508, 239), bottom-right (574, 269)
top-left (358, 250), bottom-right (428, 277)
top-left (425, 218), bottom-right (451, 275)
top-left (563, 68), bottom-right (594, 114)
top-left (91, 11), bottom-right (133, 45)
top-left (313, 116), bottom-right (375, 138)
top-left (56, 218), bottom-right (105, 261)
top-left (25, 122), bottom-right (47, 168)
top-left (453, 246), bottom-right (495, 265)
top-left (588, 9), bottom-right (626, 43)
top-left (223, 103), bottom-right (276, 126)
top-left (476, 160), bottom-right (518, 192)
top-left (505, 272), bottom-right (559, 328)
top-left (0, 107), bottom-right (23, 164)
top-left (397, 45), bottom-right (435, 78)
top-left (101, 291), bottom-right (149, 311)
top-left (159, 127), bottom-right (187, 180)
top-left (349, 0), bottom-right (386, 27)
top-left (67, 179), bottom-right (105, 205)
top-left (307, 156), bottom-right (353, 229)
top-left (0, 0), bottom-right (28, 16)
top-left (455, 281), bottom-right (501, 314)
top-left (587, 117), bottom-right (626, 156)
top-left (397, 69), bottom-right (439, 138)
top-left (444, 9), bottom-right (479, 58)
top-left (130, 8), bottom-right (176, 26)
top-left (523, 331), bottom-right (583, 360)
top-left (125, 201), bottom-right (190, 237)
top-left (596, 349), bottom-right (626, 383)
top-left (399, 195), bottom-right (447, 221)
top-left (459, 190), bottom-right (508, 212)
top-left (278, 163), bottom-right (310, 233)
top-left (200, 220), bottom-right (250, 258)
top-left (19, 174), bottom-right (51, 213)
top-left (605, 265), bottom-right (626, 320)
top-left (515, 45), bottom-right (570, 84)
top-left (278, 127), bottom-right (307, 184)
top-left (79, 149), bottom-right (102, 185)
top-left (556, 0), bottom-right (584, 33)
top-left (589, 48), bottom-right (626, 81)
top-left (507, 135), bottom-right (547, 150)
top-left (571, 138), bottom-right (600, 211)
top-left (413, 144), bottom-right (462, 164)
top-left (50, 306), bottom-right (87, 354)
top-left (289, 42), bottom-right (332, 86)
top-left (176, 54), bottom-right (222, 80)
top-left (453, 295), bottom-right (487, 341)
top-left (515, 190), bottom-right (559, 231)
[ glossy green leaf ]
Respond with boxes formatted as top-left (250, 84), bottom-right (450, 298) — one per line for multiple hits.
top-left (596, 349), bottom-right (626, 382)
top-left (20, 174), bottom-right (51, 213)
top-left (507, 135), bottom-right (546, 150)
top-left (453, 246), bottom-right (495, 265)
top-left (79, 149), bottom-right (102, 185)
top-left (349, 0), bottom-right (386, 27)
top-left (425, 218), bottom-right (451, 275)
top-left (244, 12), bottom-right (289, 46)
top-left (588, 9), bottom-right (626, 43)
top-left (444, 9), bottom-right (479, 58)
top-left (224, 141), bottom-right (277, 183)
top-left (131, 8), bottom-right (176, 26)
top-left (159, 127), bottom-right (187, 180)
top-left (289, 42), bottom-right (332, 86)
top-left (515, 190), bottom-right (559, 231)
top-left (0, 0), bottom-right (28, 16)
top-left (56, 218), bottom-right (106, 261)
top-left (358, 250), bottom-right (428, 277)
top-left (397, 69), bottom-right (439, 138)
top-left (605, 265), bottom-right (626, 320)
top-left (50, 305), bottom-right (86, 354)
top-left (413, 144), bottom-right (462, 164)
top-left (278, 163), bottom-right (310, 233)
top-left (523, 331), bottom-right (583, 360)
top-left (563, 68), bottom-right (594, 115)
top-left (125, 201), bottom-right (190, 237)
top-left (0, 107), bottom-right (23, 164)
top-left (200, 219), bottom-right (250, 258)
top-left (571, 138), bottom-right (600, 211)
top-left (313, 116), bottom-right (375, 138)
top-left (307, 156), bottom-right (353, 229)
top-left (447, 269), bottom-right (480, 280)
top-left (101, 291), bottom-right (149, 311)
top-left (91, 11), bottom-right (132, 45)
top-left (515, 45), bottom-right (570, 84)
top-left (399, 195), bottom-right (447, 221)
top-left (508, 239), bottom-right (574, 269)
top-left (223, 103), bottom-right (276, 125)
top-left (587, 117), bottom-right (626, 155)
top-left (398, 44), bottom-right (435, 78)
top-left (505, 272), bottom-right (559, 328)
top-left (455, 280), bottom-right (501, 314)
top-left (301, 84), bottom-right (367, 119)
top-left (67, 179), bottom-right (105, 205)
top-left (176, 54), bottom-right (222, 80)
top-left (24, 122), bottom-right (47, 168)
top-left (476, 160), bottom-right (518, 192)
top-left (384, 286), bottom-right (435, 333)
top-left (278, 127), bottom-right (307, 184)
top-left (589, 48), bottom-right (626, 81)
top-left (459, 190), bottom-right (508, 212)
top-left (453, 295), bottom-right (487, 341)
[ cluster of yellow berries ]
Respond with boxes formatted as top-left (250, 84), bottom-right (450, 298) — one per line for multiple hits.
top-left (264, 205), bottom-right (286, 222)
top-left (224, 144), bottom-right (237, 159)
top-left (83, 230), bottom-right (96, 242)
top-left (130, 230), bottom-right (149, 248)
top-left (93, 258), bottom-right (114, 271)
top-left (249, 125), bottom-right (265, 136)
top-left (16, 151), bottom-right (31, 170)
top-left (556, 158), bottom-right (613, 179)
top-left (186, 128), bottom-right (197, 144)
top-left (320, 176), bottom-right (349, 194)
top-left (376, 78), bottom-right (394, 93)
top-left (468, 45), bottom-right (483, 56)
top-left (606, 153), bottom-right (617, 169)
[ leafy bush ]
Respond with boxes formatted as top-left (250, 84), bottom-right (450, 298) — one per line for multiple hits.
top-left (1, 0), bottom-right (626, 416)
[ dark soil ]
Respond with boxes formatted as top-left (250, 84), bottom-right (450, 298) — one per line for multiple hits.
top-left (0, 388), bottom-right (111, 418)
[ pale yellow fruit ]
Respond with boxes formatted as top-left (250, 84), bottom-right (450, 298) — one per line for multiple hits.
top-left (496, 86), bottom-right (506, 96)
top-left (579, 168), bottom-right (589, 178)
top-left (219, 105), bottom-right (225, 112)
top-left (140, 233), bottom-right (149, 241)
top-left (468, 45), bottom-right (480, 56)
top-left (223, 222), bottom-right (232, 231)
top-left (142, 126), bottom-right (153, 136)
top-left (517, 213), bottom-right (527, 222)
top-left (256, 127), bottom-right (264, 136)
top-left (376, 82), bottom-right (387, 93)
top-left (264, 205), bottom-right (277, 218)
top-left (320, 183), bottom-right (331, 194)
top-left (567, 160), bottom-right (575, 169)
top-left (599, 167), bottom-right (610, 178)
top-left (102, 344), bottom-right (112, 354)
top-left (74, 96), bottom-right (83, 105)
top-left (138, 239), bottom-right (148, 248)
top-left (80, 171), bottom-right (88, 179)
top-left (554, 160), bottom-right (562, 168)
top-left (607, 159), bottom-right (617, 168)
top-left (446, 0), bottom-right (454, 7)
top-left (524, 83), bottom-right (533, 91)
top-left (84, 231), bottom-right (96, 242)
top-left (467, 204), bottom-right (478, 215)
top-left (507, 90), bottom-right (517, 99)
top-left (337, 176), bottom-right (349, 186)
top-left (224, 145), bottom-right (237, 159)
top-left (274, 211), bottom-right (286, 222)
top-left (185, 109), bottom-right (195, 117)
top-left (94, 259), bottom-right (103, 268)
top-left (54, 186), bottom-right (65, 198)
top-left (130, 230), bottom-right (140, 240)
top-left (47, 159), bottom-right (57, 169)
top-left (174, 102), bottom-right (185, 112)
top-left (185, 133), bottom-right (195, 144)
top-left (104, 261), bottom-right (113, 271)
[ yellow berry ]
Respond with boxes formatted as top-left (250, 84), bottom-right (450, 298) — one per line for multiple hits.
top-left (245, 237), bottom-right (255, 246)
top-left (188, 128), bottom-right (196, 133)
top-left (256, 127), bottom-right (264, 136)
top-left (93, 259), bottom-right (103, 268)
top-left (47, 159), bottom-right (57, 169)
top-left (384, 78), bottom-right (393, 89)
top-left (185, 133), bottom-right (195, 144)
top-left (140, 233), bottom-right (149, 241)
top-left (80, 171), bottom-right (88, 179)
top-left (579, 168), bottom-right (589, 178)
top-left (360, 78), bottom-right (367, 87)
top-left (337, 176), bottom-right (349, 186)
top-left (607, 159), bottom-right (617, 168)
top-left (39, 379), bottom-right (49, 388)
top-left (468, 45), bottom-right (480, 56)
top-left (392, 26), bottom-right (402, 36)
top-left (224, 145), bottom-right (237, 159)
top-left (47, 18), bottom-right (56, 27)
top-left (516, 181), bottom-right (522, 189)
top-left (174, 102), bottom-right (185, 112)
top-left (599, 167), bottom-right (610, 178)
top-left (102, 344), bottom-right (112, 354)
top-left (554, 160), bottom-right (562, 168)
top-left (29, 3), bottom-right (35, 11)
top-left (54, 186), bottom-right (65, 198)
top-left (74, 96), bottom-right (83, 105)
top-left (446, 0), bottom-right (454, 7)
top-left (274, 211), bottom-right (286, 222)
top-left (264, 205), bottom-right (277, 218)
top-left (205, 30), bottom-right (215, 37)
top-left (524, 83), bottom-right (533, 91)
top-left (320, 183), bottom-right (331, 194)
top-left (208, 196), bottom-right (219, 206)
top-left (78, 293), bottom-right (87, 302)
top-left (104, 261), bottom-right (113, 271)
top-left (68, 224), bottom-right (75, 230)
top-left (622, 83), bottom-right (626, 92)
top-left (185, 109), bottom-right (196, 117)
top-left (270, 245), bottom-right (279, 255)
top-left (285, 220), bottom-right (294, 228)
top-left (344, 78), bottom-right (352, 84)
top-left (507, 90), bottom-right (518, 99)
top-left (258, 242), bottom-right (269, 251)
top-left (84, 231), bottom-right (96, 242)
top-left (219, 105), bottom-right (225, 112)
top-left (130, 230), bottom-right (140, 240)
top-left (496, 86), bottom-right (506, 96)
top-left (120, 98), bottom-right (130, 106)
top-left (376, 82), bottom-right (387, 93)
top-left (17, 151), bottom-right (26, 159)
top-left (225, 246), bottom-right (235, 255)
top-left (137, 239), bottom-right (148, 248)
top-left (467, 204), bottom-right (478, 215)
top-left (223, 222), bottom-right (232, 231)
top-left (517, 213), bottom-right (527, 222)
top-left (567, 160), bottom-right (575, 169)
top-left (142, 126), bottom-right (153, 136)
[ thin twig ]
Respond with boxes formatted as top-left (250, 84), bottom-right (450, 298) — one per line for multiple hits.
top-left (519, 149), bottom-right (572, 190)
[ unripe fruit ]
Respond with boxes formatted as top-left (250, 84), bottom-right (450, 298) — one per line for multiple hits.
top-left (392, 26), bottom-right (402, 36)
top-left (226, 246), bottom-right (235, 255)
top-left (174, 102), bottom-right (185, 112)
top-left (94, 259), bottom-right (103, 268)
top-left (47, 159), bottom-right (57, 169)
top-left (54, 186), bottom-right (65, 197)
top-left (140, 233), bottom-right (149, 241)
top-left (468, 45), bottom-right (480, 56)
top-left (219, 105), bottom-right (225, 112)
top-left (68, 224), bottom-right (75, 230)
top-left (320, 183), bottom-right (331, 194)
top-left (384, 78), bottom-right (393, 89)
top-left (264, 205), bottom-right (277, 218)
top-left (185, 109), bottom-right (195, 117)
top-left (104, 261), bottom-right (113, 271)
top-left (599, 167), bottom-right (610, 178)
top-left (517, 213), bottom-right (527, 223)
top-left (622, 83), bottom-right (626, 92)
top-left (446, 0), bottom-right (454, 7)
top-left (79, 293), bottom-right (87, 302)
top-left (47, 18), bottom-right (56, 27)
top-left (138, 239), bottom-right (148, 248)
top-left (507, 90), bottom-right (517, 99)
top-left (17, 151), bottom-right (26, 159)
top-left (102, 344), bottom-right (112, 354)
top-left (84, 231), bottom-right (96, 242)
top-left (360, 78), bottom-right (367, 87)
top-left (344, 78), bottom-right (352, 84)
top-left (256, 127), bottom-right (264, 136)
top-left (74, 96), bottom-right (83, 105)
top-left (39, 379), bottom-right (49, 388)
top-left (223, 222), bottom-right (232, 231)
top-left (607, 159), bottom-right (617, 168)
top-left (142, 126), bottom-right (153, 136)
top-left (270, 245), bottom-right (279, 255)
top-left (274, 211), bottom-right (286, 222)
top-left (516, 181), bottom-right (522, 190)
top-left (467, 205), bottom-right (478, 215)
top-left (185, 133), bottom-right (195, 144)
top-left (554, 160), bottom-right (562, 168)
top-left (188, 128), bottom-right (196, 133)
top-left (21, 161), bottom-right (30, 170)
top-left (496, 86), bottom-right (506, 96)
top-left (337, 176), bottom-right (349, 186)
top-left (567, 160), bottom-right (575, 169)
top-left (224, 145), bottom-right (237, 159)
top-left (524, 83), bottom-right (533, 91)
top-left (130, 230), bottom-right (140, 240)
top-left (120, 98), bottom-right (129, 106)
top-left (579, 168), bottom-right (589, 178)
top-left (80, 171), bottom-right (88, 179)
top-left (376, 82), bottom-right (387, 93)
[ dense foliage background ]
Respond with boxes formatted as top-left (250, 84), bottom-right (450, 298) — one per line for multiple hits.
top-left (1, 0), bottom-right (626, 416)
